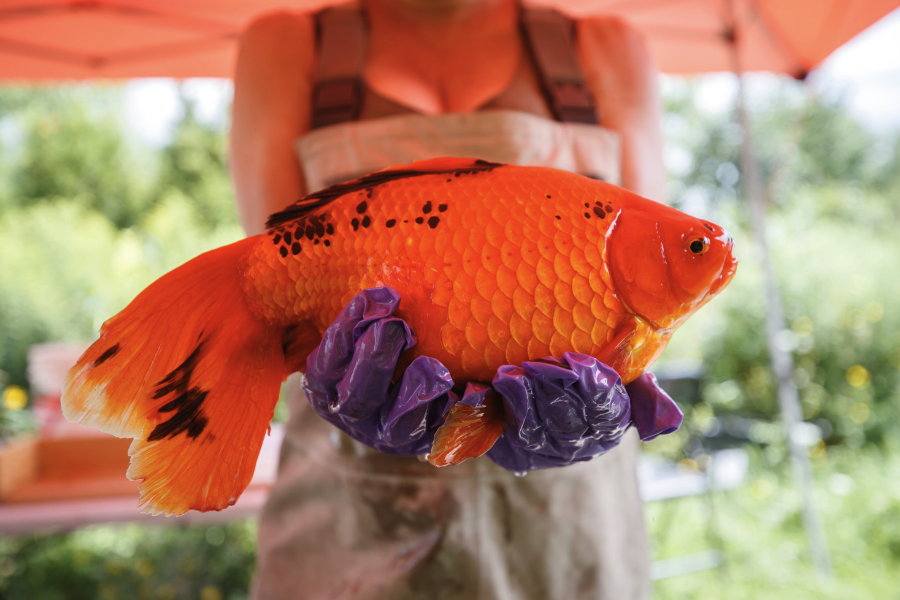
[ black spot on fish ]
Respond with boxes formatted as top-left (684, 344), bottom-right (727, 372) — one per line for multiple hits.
top-left (423, 201), bottom-right (432, 214)
top-left (292, 242), bottom-right (301, 254)
top-left (314, 239), bottom-right (319, 245)
top-left (326, 223), bottom-right (335, 235)
top-left (148, 341), bottom-right (211, 441)
top-left (351, 218), bottom-right (360, 231)
top-left (305, 225), bottom-right (315, 240)
top-left (95, 344), bottom-right (120, 366)
top-left (555, 215), bottom-right (561, 220)
top-left (584, 213), bottom-right (590, 219)
top-left (154, 342), bottom-right (205, 399)
top-left (595, 201), bottom-right (602, 207)
top-left (357, 201), bottom-right (367, 214)
top-left (404, 220), bottom-right (409, 223)
top-left (266, 160), bottom-right (504, 229)
top-left (703, 222), bottom-right (715, 232)
top-left (280, 246), bottom-right (288, 257)
top-left (315, 222), bottom-right (325, 238)
top-left (547, 195), bottom-right (552, 199)
top-left (428, 216), bottom-right (440, 229)
top-left (446, 179), bottom-right (452, 183)
top-left (584, 203), bottom-right (589, 208)
top-left (283, 231), bottom-right (292, 245)
top-left (361, 215), bottom-right (371, 228)
top-left (148, 387), bottom-right (209, 441)
top-left (324, 240), bottom-right (331, 247)
top-left (415, 217), bottom-right (424, 224)
top-left (593, 207), bottom-right (605, 219)
top-left (386, 219), bottom-right (396, 228)
top-left (294, 227), bottom-right (303, 240)
top-left (605, 206), bottom-right (613, 214)
top-left (438, 204), bottom-right (448, 212)
top-left (272, 234), bottom-right (281, 245)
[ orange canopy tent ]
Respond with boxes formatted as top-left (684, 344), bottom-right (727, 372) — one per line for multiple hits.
top-left (0, 0), bottom-right (898, 79)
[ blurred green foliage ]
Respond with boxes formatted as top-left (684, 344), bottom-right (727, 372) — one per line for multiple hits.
top-left (0, 86), bottom-right (242, 406)
top-left (0, 521), bottom-right (256, 600)
top-left (659, 76), bottom-right (900, 452)
top-left (650, 443), bottom-right (900, 599)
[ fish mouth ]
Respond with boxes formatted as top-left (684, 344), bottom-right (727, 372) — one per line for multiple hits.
top-left (709, 238), bottom-right (738, 297)
top-left (638, 245), bottom-right (739, 334)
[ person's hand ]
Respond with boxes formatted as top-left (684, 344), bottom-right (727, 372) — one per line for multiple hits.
top-left (303, 287), bottom-right (682, 464)
top-left (303, 287), bottom-right (456, 456)
top-left (484, 354), bottom-right (683, 471)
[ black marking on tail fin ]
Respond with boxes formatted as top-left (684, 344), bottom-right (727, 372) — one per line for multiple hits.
top-left (153, 341), bottom-right (205, 399)
top-left (94, 344), bottom-right (120, 366)
top-left (148, 387), bottom-right (209, 441)
top-left (148, 340), bottom-right (210, 441)
top-left (265, 159), bottom-right (504, 229)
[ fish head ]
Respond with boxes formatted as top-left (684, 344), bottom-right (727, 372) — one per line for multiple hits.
top-left (606, 195), bottom-right (737, 332)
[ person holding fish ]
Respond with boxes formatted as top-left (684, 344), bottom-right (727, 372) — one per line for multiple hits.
top-left (60, 0), bottom-right (736, 599)
top-left (227, 2), bottom-right (716, 598)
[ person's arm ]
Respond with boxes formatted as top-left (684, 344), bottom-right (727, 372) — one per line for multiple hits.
top-left (231, 12), bottom-right (316, 236)
top-left (577, 17), bottom-right (667, 203)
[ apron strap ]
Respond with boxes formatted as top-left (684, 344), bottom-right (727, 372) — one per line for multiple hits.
top-left (310, 5), bottom-right (598, 128)
top-left (520, 8), bottom-right (599, 125)
top-left (311, 6), bottom-right (367, 129)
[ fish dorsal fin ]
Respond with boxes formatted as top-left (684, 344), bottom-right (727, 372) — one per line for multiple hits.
top-left (265, 158), bottom-right (504, 229)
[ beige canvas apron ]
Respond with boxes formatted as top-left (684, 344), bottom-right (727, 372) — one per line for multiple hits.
top-left (251, 9), bottom-right (650, 600)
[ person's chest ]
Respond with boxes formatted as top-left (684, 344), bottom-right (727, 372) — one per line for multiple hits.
top-left (358, 10), bottom-right (556, 120)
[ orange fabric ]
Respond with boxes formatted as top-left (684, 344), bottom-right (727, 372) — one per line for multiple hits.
top-left (0, 0), bottom-right (897, 79)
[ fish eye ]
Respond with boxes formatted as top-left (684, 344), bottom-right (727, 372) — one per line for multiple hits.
top-left (688, 237), bottom-right (710, 255)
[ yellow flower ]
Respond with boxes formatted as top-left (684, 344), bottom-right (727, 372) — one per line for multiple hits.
top-left (849, 403), bottom-right (870, 424)
top-left (792, 316), bottom-right (814, 336)
top-left (2, 386), bottom-right (27, 411)
top-left (845, 365), bottom-right (870, 389)
top-left (200, 585), bottom-right (222, 600)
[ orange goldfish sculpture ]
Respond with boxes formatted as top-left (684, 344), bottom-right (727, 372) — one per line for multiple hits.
top-left (62, 158), bottom-right (736, 516)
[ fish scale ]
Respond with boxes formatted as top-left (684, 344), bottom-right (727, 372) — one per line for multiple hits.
top-left (242, 162), bottom-right (637, 384)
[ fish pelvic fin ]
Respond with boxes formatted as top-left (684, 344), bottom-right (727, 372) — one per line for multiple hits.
top-left (62, 237), bottom-right (284, 516)
top-left (427, 388), bottom-right (504, 468)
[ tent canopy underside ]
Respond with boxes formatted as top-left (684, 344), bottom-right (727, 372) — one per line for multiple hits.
top-left (0, 0), bottom-right (897, 79)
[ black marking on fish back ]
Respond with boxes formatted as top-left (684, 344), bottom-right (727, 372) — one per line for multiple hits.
top-left (265, 159), bottom-right (504, 229)
top-left (148, 340), bottom-right (210, 441)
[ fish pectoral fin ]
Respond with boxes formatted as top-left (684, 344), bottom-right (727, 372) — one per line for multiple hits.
top-left (62, 238), bottom-right (284, 516)
top-left (427, 390), bottom-right (504, 467)
top-left (596, 324), bottom-right (637, 377)
top-left (282, 321), bottom-right (322, 378)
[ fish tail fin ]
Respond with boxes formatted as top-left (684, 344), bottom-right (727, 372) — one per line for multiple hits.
top-left (62, 237), bottom-right (285, 516)
top-left (427, 388), bottom-right (504, 467)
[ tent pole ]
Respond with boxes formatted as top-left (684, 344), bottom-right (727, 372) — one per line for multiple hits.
top-left (733, 72), bottom-right (833, 578)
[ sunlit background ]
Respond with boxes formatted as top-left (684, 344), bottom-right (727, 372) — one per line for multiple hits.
top-left (0, 7), bottom-right (899, 600)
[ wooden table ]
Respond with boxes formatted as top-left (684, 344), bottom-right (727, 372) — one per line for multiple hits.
top-left (0, 425), bottom-right (284, 535)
